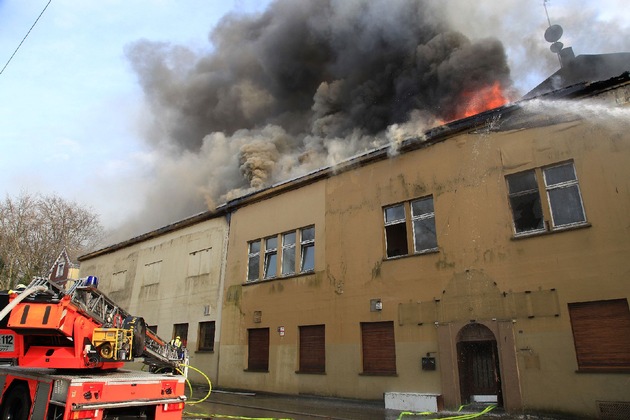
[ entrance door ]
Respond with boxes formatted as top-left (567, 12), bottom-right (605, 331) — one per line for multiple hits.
top-left (457, 324), bottom-right (502, 405)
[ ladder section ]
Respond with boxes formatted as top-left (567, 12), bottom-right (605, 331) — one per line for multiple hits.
top-left (26, 276), bottom-right (181, 366)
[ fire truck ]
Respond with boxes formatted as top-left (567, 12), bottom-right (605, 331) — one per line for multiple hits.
top-left (0, 276), bottom-right (187, 419)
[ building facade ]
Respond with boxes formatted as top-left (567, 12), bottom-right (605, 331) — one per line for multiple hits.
top-left (79, 213), bottom-right (229, 384)
top-left (79, 76), bottom-right (630, 418)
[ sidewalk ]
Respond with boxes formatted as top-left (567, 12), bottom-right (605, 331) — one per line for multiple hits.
top-left (182, 387), bottom-right (566, 420)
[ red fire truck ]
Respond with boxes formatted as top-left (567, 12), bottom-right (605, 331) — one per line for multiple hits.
top-left (0, 276), bottom-right (187, 419)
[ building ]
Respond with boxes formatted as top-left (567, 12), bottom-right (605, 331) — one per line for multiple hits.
top-left (79, 72), bottom-right (630, 417)
top-left (48, 248), bottom-right (80, 288)
top-left (78, 212), bottom-right (229, 384)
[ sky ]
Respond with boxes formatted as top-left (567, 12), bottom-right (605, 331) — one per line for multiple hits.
top-left (0, 0), bottom-right (628, 245)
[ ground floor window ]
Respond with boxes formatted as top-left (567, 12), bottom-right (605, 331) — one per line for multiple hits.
top-left (198, 321), bottom-right (216, 352)
top-left (568, 298), bottom-right (630, 371)
top-left (172, 323), bottom-right (189, 347)
top-left (298, 324), bottom-right (325, 373)
top-left (247, 328), bottom-right (270, 372)
top-left (360, 321), bottom-right (396, 375)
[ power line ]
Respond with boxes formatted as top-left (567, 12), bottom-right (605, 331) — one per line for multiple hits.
top-left (0, 0), bottom-right (53, 76)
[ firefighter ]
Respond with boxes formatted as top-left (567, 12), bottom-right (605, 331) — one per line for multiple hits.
top-left (170, 336), bottom-right (183, 358)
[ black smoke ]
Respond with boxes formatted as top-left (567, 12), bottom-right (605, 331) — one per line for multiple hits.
top-left (118, 0), bottom-right (512, 239)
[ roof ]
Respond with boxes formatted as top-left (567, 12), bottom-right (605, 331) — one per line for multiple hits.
top-left (79, 71), bottom-right (630, 262)
top-left (524, 53), bottom-right (630, 99)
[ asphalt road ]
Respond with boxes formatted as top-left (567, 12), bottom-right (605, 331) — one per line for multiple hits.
top-left (181, 387), bottom-right (571, 420)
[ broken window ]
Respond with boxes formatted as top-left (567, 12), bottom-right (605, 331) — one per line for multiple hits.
top-left (282, 231), bottom-right (296, 276)
top-left (264, 236), bottom-right (278, 279)
top-left (506, 170), bottom-right (544, 234)
top-left (384, 196), bottom-right (438, 258)
top-left (506, 161), bottom-right (586, 236)
top-left (300, 226), bottom-right (315, 272)
top-left (411, 197), bottom-right (438, 253)
top-left (247, 240), bottom-right (261, 282)
top-left (384, 204), bottom-right (408, 258)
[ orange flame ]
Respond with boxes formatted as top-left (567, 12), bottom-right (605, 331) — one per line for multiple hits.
top-left (456, 81), bottom-right (508, 120)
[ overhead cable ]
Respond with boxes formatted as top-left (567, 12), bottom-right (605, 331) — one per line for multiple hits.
top-left (1, 0), bottom-right (53, 75)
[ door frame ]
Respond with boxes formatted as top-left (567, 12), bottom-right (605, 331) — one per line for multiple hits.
top-left (437, 320), bottom-right (522, 411)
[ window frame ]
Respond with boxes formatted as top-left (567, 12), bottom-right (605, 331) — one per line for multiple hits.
top-left (543, 162), bottom-right (587, 229)
top-left (506, 161), bottom-right (587, 237)
top-left (263, 236), bottom-right (278, 279)
top-left (300, 226), bottom-right (315, 273)
top-left (384, 203), bottom-right (408, 258)
top-left (410, 196), bottom-right (438, 254)
top-left (281, 231), bottom-right (296, 276)
top-left (247, 240), bottom-right (261, 282)
top-left (197, 321), bottom-right (216, 352)
top-left (383, 196), bottom-right (438, 259)
top-left (246, 225), bottom-right (315, 283)
top-left (172, 323), bottom-right (189, 348)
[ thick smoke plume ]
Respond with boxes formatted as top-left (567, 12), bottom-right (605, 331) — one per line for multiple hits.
top-left (117, 0), bottom-right (518, 240)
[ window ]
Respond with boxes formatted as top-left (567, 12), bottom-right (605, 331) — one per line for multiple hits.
top-left (147, 325), bottom-right (158, 334)
top-left (361, 321), bottom-right (397, 375)
top-left (568, 299), bottom-right (630, 372)
top-left (506, 162), bottom-right (586, 235)
top-left (384, 196), bottom-right (437, 258)
top-left (198, 321), bottom-right (216, 352)
top-left (282, 232), bottom-right (296, 276)
top-left (111, 270), bottom-right (127, 291)
top-left (143, 261), bottom-right (162, 285)
top-left (299, 325), bottom-right (325, 373)
top-left (506, 170), bottom-right (544, 233)
top-left (300, 226), bottom-right (315, 272)
top-left (247, 226), bottom-right (315, 282)
top-left (384, 204), bottom-right (408, 258)
top-left (247, 328), bottom-right (269, 371)
top-left (410, 197), bottom-right (437, 253)
top-left (264, 236), bottom-right (278, 279)
top-left (544, 163), bottom-right (586, 227)
top-left (55, 262), bottom-right (65, 278)
top-left (247, 240), bottom-right (261, 282)
top-left (188, 247), bottom-right (211, 277)
top-left (172, 323), bottom-right (189, 347)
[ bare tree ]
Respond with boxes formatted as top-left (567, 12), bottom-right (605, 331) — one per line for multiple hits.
top-left (0, 191), bottom-right (104, 289)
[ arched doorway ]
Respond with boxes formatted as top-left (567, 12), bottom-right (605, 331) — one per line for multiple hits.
top-left (457, 323), bottom-right (503, 406)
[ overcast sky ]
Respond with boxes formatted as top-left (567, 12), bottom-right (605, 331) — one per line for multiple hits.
top-left (0, 0), bottom-right (628, 241)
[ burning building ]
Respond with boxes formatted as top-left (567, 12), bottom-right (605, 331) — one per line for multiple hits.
top-left (79, 0), bottom-right (630, 417)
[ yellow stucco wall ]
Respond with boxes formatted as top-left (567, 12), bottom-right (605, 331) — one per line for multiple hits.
top-left (218, 95), bottom-right (630, 417)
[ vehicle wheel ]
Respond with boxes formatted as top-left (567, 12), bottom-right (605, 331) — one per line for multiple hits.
top-left (1, 384), bottom-right (31, 420)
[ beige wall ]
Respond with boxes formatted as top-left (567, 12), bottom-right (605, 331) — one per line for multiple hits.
top-left (80, 216), bottom-right (229, 384)
top-left (218, 97), bottom-right (630, 417)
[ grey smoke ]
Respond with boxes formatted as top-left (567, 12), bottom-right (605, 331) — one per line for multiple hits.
top-left (111, 0), bottom-right (628, 241)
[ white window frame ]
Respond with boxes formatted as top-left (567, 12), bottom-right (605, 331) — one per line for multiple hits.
top-left (264, 236), bottom-right (278, 279)
top-left (300, 226), bottom-right (315, 273)
top-left (410, 196), bottom-right (438, 253)
top-left (543, 162), bottom-right (587, 229)
top-left (281, 231), bottom-right (296, 276)
top-left (247, 240), bottom-right (261, 282)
